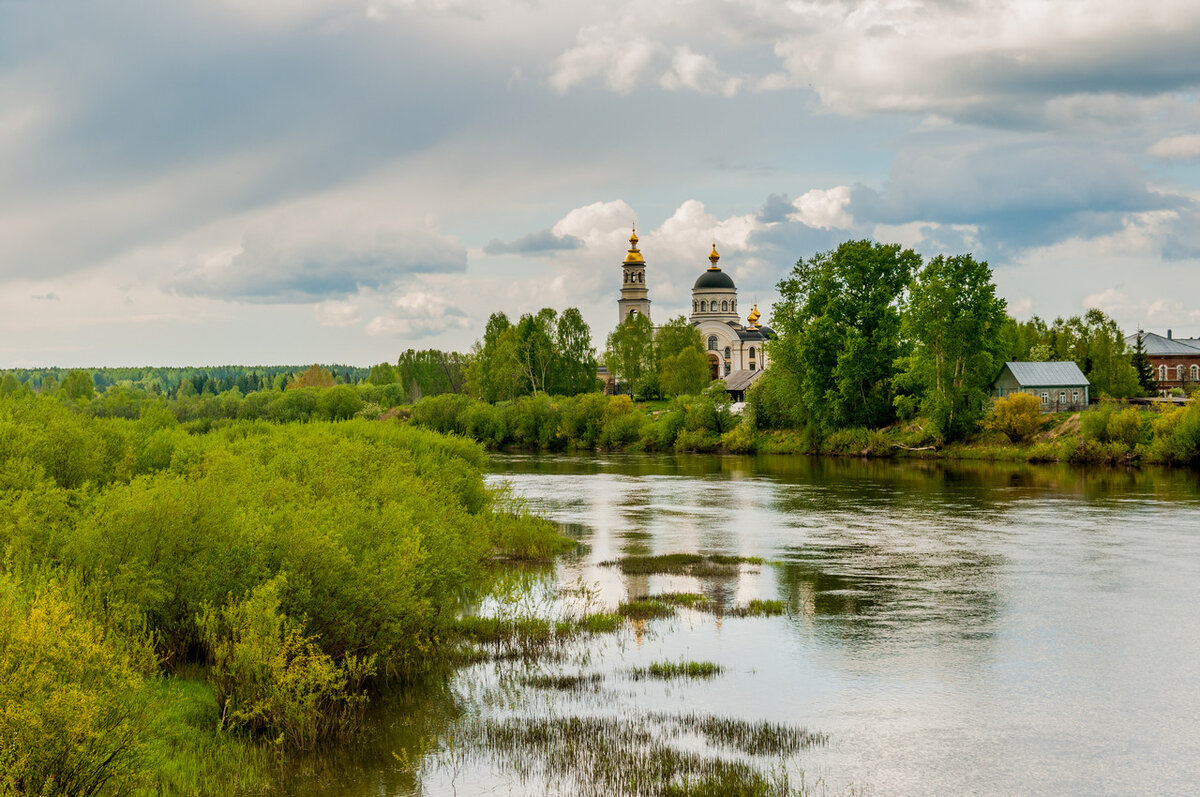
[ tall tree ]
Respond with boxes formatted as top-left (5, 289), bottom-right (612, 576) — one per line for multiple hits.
top-left (552, 308), bottom-right (599, 395)
top-left (773, 240), bottom-right (919, 430)
top-left (604, 313), bottom-right (655, 400)
top-left (368, 362), bottom-right (397, 385)
top-left (895, 254), bottom-right (1007, 439)
top-left (515, 309), bottom-right (558, 395)
top-left (654, 316), bottom-right (709, 397)
top-left (466, 312), bottom-right (524, 402)
top-left (61, 370), bottom-right (95, 401)
top-left (1131, 331), bottom-right (1157, 395)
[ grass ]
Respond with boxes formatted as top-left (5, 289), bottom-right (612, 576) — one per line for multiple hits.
top-left (632, 661), bottom-right (723, 680)
top-left (522, 672), bottom-right (605, 691)
top-left (728, 600), bottom-right (786, 618)
top-left (603, 554), bottom-right (765, 576)
top-left (577, 611), bottom-right (625, 633)
top-left (439, 713), bottom-right (825, 797)
top-left (618, 598), bottom-right (676, 621)
top-left (655, 592), bottom-right (715, 610)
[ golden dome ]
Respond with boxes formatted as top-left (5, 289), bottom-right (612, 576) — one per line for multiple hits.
top-left (708, 243), bottom-right (720, 270)
top-left (624, 226), bottom-right (644, 263)
top-left (747, 303), bottom-right (761, 326)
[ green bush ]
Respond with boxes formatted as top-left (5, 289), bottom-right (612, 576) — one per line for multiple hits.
top-left (982, 393), bottom-right (1043, 443)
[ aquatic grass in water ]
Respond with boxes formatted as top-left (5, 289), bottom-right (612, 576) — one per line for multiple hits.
top-left (632, 661), bottom-right (723, 680)
top-left (655, 592), bottom-right (715, 610)
top-left (728, 599), bottom-right (787, 618)
top-left (437, 712), bottom-right (825, 797)
top-left (577, 611), bottom-right (624, 633)
top-left (603, 553), bottom-right (765, 576)
top-left (521, 672), bottom-right (605, 691)
top-left (618, 598), bottom-right (676, 620)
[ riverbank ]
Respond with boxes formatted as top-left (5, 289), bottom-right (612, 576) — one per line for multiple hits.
top-left (408, 391), bottom-right (1200, 468)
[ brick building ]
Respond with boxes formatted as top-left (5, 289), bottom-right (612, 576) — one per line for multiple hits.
top-left (1125, 331), bottom-right (1200, 395)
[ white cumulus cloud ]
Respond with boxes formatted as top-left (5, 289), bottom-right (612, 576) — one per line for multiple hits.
top-left (789, 186), bottom-right (853, 230)
top-left (1148, 134), bottom-right (1200, 160)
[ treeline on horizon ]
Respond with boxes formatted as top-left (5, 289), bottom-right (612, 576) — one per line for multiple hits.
top-left (0, 238), bottom-right (1175, 448)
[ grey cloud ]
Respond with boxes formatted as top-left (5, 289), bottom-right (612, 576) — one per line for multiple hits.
top-left (173, 223), bottom-right (467, 302)
top-left (483, 229), bottom-right (583, 255)
top-left (849, 139), bottom-right (1179, 254)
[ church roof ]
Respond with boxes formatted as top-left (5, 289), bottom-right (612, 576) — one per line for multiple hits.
top-left (693, 269), bottom-right (736, 290)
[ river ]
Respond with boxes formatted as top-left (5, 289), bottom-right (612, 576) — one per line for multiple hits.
top-left (311, 454), bottom-right (1200, 796)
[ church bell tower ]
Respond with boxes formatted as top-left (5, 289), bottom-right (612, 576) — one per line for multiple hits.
top-left (617, 227), bottom-right (651, 324)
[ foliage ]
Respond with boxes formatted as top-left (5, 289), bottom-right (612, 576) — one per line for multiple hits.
top-left (771, 239), bottom-right (919, 431)
top-left (981, 393), bottom-right (1043, 442)
top-left (289, 364), bottom-right (336, 389)
top-left (198, 577), bottom-right (373, 749)
top-left (894, 254), bottom-right (1007, 440)
top-left (605, 312), bottom-right (656, 400)
top-left (1130, 331), bottom-right (1158, 395)
top-left (0, 577), bottom-right (154, 796)
top-left (1002, 310), bottom-right (1141, 398)
top-left (655, 316), bottom-right (710, 397)
top-left (61, 369), bottom-right (96, 401)
top-left (466, 309), bottom-right (597, 401)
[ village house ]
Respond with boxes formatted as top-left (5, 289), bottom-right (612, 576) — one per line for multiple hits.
top-left (1125, 330), bottom-right (1200, 395)
top-left (992, 361), bottom-right (1090, 411)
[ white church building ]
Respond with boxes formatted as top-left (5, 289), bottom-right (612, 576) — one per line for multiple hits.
top-left (617, 229), bottom-right (772, 386)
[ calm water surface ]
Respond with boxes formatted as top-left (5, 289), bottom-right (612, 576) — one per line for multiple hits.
top-left (315, 455), bottom-right (1200, 796)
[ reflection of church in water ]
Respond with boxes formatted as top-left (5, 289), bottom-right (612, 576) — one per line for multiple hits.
top-left (618, 228), bottom-right (773, 384)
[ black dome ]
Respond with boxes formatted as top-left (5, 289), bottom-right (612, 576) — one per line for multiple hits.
top-left (693, 268), bottom-right (736, 290)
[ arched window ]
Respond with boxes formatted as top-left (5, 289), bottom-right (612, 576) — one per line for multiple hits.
top-left (629, 308), bottom-right (638, 318)
top-left (707, 335), bottom-right (718, 351)
top-left (700, 301), bottom-right (707, 312)
top-left (1160, 365), bottom-right (1168, 381)
top-left (749, 347), bottom-right (756, 359)
top-left (724, 346), bottom-right (731, 360)
top-left (1178, 365), bottom-right (1185, 381)
top-left (722, 301), bottom-right (728, 312)
top-left (724, 362), bottom-right (731, 376)
top-left (1192, 365), bottom-right (1199, 381)
top-left (693, 301), bottom-right (698, 313)
top-left (732, 300), bottom-right (736, 312)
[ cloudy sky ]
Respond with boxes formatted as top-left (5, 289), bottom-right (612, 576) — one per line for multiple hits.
top-left (4, 0), bottom-right (1200, 367)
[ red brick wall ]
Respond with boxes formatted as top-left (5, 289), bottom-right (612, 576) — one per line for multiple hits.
top-left (1148, 354), bottom-right (1200, 393)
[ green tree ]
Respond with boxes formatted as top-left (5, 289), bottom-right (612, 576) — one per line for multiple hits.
top-left (61, 370), bottom-right (95, 401)
top-left (894, 254), bottom-right (1007, 440)
top-left (0, 373), bottom-right (21, 396)
top-left (368, 362), bottom-right (397, 385)
top-left (772, 239), bottom-right (919, 431)
top-left (514, 309), bottom-right (558, 395)
top-left (654, 316), bottom-right (709, 397)
top-left (551, 308), bottom-right (599, 395)
top-left (289, 365), bottom-right (336, 389)
top-left (466, 313), bottom-right (524, 402)
top-left (1131, 331), bottom-right (1157, 395)
top-left (604, 313), bottom-right (655, 400)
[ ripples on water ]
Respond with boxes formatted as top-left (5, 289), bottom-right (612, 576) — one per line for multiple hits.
top-left (308, 455), bottom-right (1200, 796)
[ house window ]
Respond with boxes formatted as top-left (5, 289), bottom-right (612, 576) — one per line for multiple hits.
top-left (1040, 392), bottom-right (1049, 404)
top-left (1178, 365), bottom-right (1186, 381)
top-left (1072, 390), bottom-right (1080, 405)
top-left (708, 335), bottom-right (718, 351)
top-left (1160, 364), bottom-right (1168, 381)
top-left (1193, 365), bottom-right (1199, 381)
top-left (1058, 391), bottom-right (1066, 404)
top-left (722, 300), bottom-right (728, 312)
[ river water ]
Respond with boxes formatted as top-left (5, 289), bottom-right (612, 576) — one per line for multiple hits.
top-left (315, 454), bottom-right (1200, 796)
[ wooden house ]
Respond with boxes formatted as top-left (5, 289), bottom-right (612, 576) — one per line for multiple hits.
top-left (992, 362), bottom-right (1090, 411)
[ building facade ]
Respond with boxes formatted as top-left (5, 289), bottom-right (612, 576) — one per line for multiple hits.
top-left (992, 361), bottom-right (1090, 411)
top-left (615, 230), bottom-right (771, 382)
top-left (1125, 331), bottom-right (1200, 394)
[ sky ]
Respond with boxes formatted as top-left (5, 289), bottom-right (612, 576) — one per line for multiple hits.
top-left (4, 0), bottom-right (1200, 367)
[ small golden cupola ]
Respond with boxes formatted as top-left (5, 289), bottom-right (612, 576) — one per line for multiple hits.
top-left (708, 242), bottom-right (721, 270)
top-left (624, 227), bottom-right (644, 264)
top-left (747, 303), bottom-right (761, 328)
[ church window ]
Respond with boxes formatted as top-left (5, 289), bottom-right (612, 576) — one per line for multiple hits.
top-left (1178, 365), bottom-right (1185, 381)
top-left (1193, 365), bottom-right (1199, 381)
top-left (724, 346), bottom-right (731, 360)
top-left (629, 308), bottom-right (638, 317)
top-left (724, 362), bottom-right (731, 376)
top-left (732, 300), bottom-right (736, 312)
top-left (1160, 365), bottom-right (1168, 381)
top-left (749, 362), bottom-right (756, 371)
top-left (722, 301), bottom-right (728, 312)
top-left (708, 336), bottom-right (718, 351)
top-left (749, 347), bottom-right (756, 359)
top-left (700, 301), bottom-right (707, 312)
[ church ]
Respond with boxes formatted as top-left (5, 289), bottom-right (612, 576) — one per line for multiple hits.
top-left (617, 228), bottom-right (772, 391)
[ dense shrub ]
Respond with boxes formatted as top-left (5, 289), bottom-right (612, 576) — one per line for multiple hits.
top-left (982, 393), bottom-right (1043, 443)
